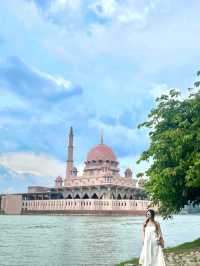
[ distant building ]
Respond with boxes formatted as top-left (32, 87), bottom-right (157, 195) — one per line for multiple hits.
top-left (0, 127), bottom-right (149, 215)
top-left (60, 127), bottom-right (146, 200)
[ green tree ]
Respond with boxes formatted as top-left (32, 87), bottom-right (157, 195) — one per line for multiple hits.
top-left (137, 71), bottom-right (200, 218)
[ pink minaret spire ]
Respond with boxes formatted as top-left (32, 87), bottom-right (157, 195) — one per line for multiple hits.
top-left (66, 126), bottom-right (74, 179)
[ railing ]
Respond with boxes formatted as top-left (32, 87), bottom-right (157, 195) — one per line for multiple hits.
top-left (22, 199), bottom-right (150, 212)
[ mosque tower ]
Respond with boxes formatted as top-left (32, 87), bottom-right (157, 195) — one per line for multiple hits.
top-left (100, 129), bottom-right (104, 144)
top-left (65, 127), bottom-right (74, 180)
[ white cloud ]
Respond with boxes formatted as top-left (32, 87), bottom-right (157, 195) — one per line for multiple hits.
top-left (89, 0), bottom-right (117, 18)
top-left (0, 0), bottom-right (200, 193)
top-left (150, 83), bottom-right (190, 100)
top-left (89, 0), bottom-right (161, 26)
top-left (4, 0), bottom-right (199, 75)
top-left (49, 0), bottom-right (81, 13)
top-left (150, 83), bottom-right (171, 99)
top-left (9, 0), bottom-right (42, 29)
top-left (119, 154), bottom-right (151, 178)
top-left (89, 118), bottom-right (141, 145)
top-left (33, 67), bottom-right (72, 92)
top-left (0, 152), bottom-right (66, 178)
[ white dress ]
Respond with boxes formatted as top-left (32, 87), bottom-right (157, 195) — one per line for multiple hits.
top-left (139, 224), bottom-right (166, 266)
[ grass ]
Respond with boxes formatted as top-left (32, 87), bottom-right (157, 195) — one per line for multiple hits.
top-left (116, 238), bottom-right (200, 266)
top-left (164, 237), bottom-right (200, 253)
top-left (116, 257), bottom-right (139, 266)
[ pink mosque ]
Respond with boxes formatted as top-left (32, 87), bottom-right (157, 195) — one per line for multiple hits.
top-left (0, 127), bottom-right (150, 215)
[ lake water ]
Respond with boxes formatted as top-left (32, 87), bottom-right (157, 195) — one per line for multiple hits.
top-left (0, 214), bottom-right (199, 266)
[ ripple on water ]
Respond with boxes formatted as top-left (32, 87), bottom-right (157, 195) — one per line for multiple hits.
top-left (0, 214), bottom-right (200, 266)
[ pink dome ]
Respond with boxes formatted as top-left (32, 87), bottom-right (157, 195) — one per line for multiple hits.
top-left (86, 144), bottom-right (117, 162)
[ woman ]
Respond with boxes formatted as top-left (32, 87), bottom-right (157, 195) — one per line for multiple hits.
top-left (139, 209), bottom-right (166, 266)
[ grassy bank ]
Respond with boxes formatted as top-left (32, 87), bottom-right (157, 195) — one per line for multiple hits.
top-left (116, 238), bottom-right (200, 266)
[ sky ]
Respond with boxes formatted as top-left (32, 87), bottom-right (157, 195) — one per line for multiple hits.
top-left (0, 0), bottom-right (200, 193)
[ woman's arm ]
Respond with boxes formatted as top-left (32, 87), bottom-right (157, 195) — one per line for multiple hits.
top-left (157, 223), bottom-right (163, 238)
top-left (157, 222), bottom-right (164, 248)
top-left (142, 223), bottom-right (145, 244)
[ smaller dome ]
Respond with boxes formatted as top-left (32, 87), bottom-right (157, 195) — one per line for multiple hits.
top-left (125, 168), bottom-right (132, 177)
top-left (138, 177), bottom-right (145, 187)
top-left (55, 176), bottom-right (63, 182)
top-left (125, 168), bottom-right (132, 173)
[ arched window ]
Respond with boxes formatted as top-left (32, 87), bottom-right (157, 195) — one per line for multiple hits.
top-left (117, 194), bottom-right (122, 200)
top-left (111, 193), bottom-right (115, 199)
top-left (100, 193), bottom-right (106, 199)
top-left (91, 193), bottom-right (98, 199)
top-left (83, 193), bottom-right (89, 199)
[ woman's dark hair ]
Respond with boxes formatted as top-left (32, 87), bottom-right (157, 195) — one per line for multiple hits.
top-left (146, 209), bottom-right (155, 219)
top-left (143, 209), bottom-right (158, 234)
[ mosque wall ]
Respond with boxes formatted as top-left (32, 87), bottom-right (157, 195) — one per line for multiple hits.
top-left (21, 199), bottom-right (151, 215)
top-left (64, 176), bottom-right (137, 188)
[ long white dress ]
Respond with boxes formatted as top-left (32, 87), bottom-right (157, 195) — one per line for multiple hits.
top-left (139, 224), bottom-right (166, 266)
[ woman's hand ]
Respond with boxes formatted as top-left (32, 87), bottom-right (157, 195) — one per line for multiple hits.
top-left (159, 237), bottom-right (164, 248)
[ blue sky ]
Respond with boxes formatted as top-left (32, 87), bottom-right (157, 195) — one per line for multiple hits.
top-left (0, 0), bottom-right (200, 193)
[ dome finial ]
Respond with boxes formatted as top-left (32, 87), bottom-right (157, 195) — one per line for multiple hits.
top-left (100, 129), bottom-right (104, 144)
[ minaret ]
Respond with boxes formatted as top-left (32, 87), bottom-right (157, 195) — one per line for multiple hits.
top-left (100, 129), bottom-right (104, 144)
top-left (65, 127), bottom-right (74, 180)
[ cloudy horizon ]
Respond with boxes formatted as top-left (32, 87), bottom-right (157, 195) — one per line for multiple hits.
top-left (0, 0), bottom-right (199, 193)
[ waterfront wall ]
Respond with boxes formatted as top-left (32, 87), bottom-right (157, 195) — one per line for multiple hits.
top-left (1, 195), bottom-right (151, 215)
top-left (22, 199), bottom-right (150, 215)
top-left (1, 195), bottom-right (22, 215)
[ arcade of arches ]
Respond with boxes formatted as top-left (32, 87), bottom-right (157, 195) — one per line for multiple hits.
top-left (63, 187), bottom-right (146, 200)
